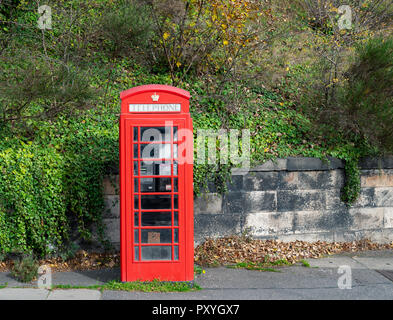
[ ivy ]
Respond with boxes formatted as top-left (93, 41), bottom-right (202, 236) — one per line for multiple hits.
top-left (341, 158), bottom-right (361, 206)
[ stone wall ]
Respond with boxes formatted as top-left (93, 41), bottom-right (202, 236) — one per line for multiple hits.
top-left (102, 157), bottom-right (393, 248)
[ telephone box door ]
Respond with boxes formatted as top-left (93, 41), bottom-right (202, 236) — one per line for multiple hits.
top-left (122, 118), bottom-right (192, 281)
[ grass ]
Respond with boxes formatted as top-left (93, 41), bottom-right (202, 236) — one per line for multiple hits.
top-left (51, 280), bottom-right (201, 293)
top-left (0, 283), bottom-right (7, 289)
top-left (194, 265), bottom-right (206, 275)
top-left (52, 284), bottom-right (102, 290)
top-left (300, 259), bottom-right (311, 268)
top-left (102, 280), bottom-right (200, 292)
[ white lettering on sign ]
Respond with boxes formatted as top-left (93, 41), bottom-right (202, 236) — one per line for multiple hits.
top-left (129, 104), bottom-right (181, 112)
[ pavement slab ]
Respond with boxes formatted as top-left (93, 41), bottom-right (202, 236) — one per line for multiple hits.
top-left (47, 289), bottom-right (101, 300)
top-left (306, 256), bottom-right (367, 269)
top-left (351, 257), bottom-right (393, 270)
top-left (0, 288), bottom-right (49, 300)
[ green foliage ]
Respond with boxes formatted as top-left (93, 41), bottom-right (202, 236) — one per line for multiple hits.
top-left (103, 279), bottom-right (199, 292)
top-left (0, 0), bottom-right (391, 256)
top-left (194, 264), bottom-right (205, 275)
top-left (338, 36), bottom-right (393, 153)
top-left (226, 262), bottom-right (282, 272)
top-left (98, 0), bottom-right (154, 59)
top-left (341, 158), bottom-right (361, 205)
top-left (0, 50), bottom-right (94, 129)
top-left (300, 259), bottom-right (311, 268)
top-left (11, 256), bottom-right (39, 283)
top-left (53, 280), bottom-right (201, 292)
top-left (0, 141), bottom-right (68, 255)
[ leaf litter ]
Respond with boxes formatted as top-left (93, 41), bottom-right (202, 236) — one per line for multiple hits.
top-left (0, 237), bottom-right (392, 272)
top-left (194, 236), bottom-right (393, 267)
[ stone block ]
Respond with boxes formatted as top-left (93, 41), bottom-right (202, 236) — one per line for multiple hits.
top-left (103, 195), bottom-right (120, 218)
top-left (294, 209), bottom-right (351, 234)
top-left (103, 175), bottom-right (119, 195)
top-left (194, 193), bottom-right (223, 214)
top-left (245, 211), bottom-right (294, 236)
top-left (278, 170), bottom-right (343, 190)
top-left (359, 156), bottom-right (393, 169)
top-left (383, 207), bottom-right (393, 228)
top-left (277, 190), bottom-right (326, 212)
top-left (358, 228), bottom-right (393, 244)
top-left (352, 188), bottom-right (376, 208)
top-left (226, 175), bottom-right (244, 192)
top-left (248, 158), bottom-right (287, 172)
top-left (374, 188), bottom-right (393, 207)
top-left (361, 169), bottom-right (393, 187)
top-left (194, 213), bottom-right (242, 244)
top-left (286, 156), bottom-right (344, 171)
top-left (325, 189), bottom-right (347, 211)
top-left (243, 171), bottom-right (278, 191)
top-left (103, 218), bottom-right (120, 244)
top-left (244, 191), bottom-right (277, 213)
top-left (223, 192), bottom-right (245, 214)
top-left (269, 232), bottom-right (335, 242)
top-left (348, 207), bottom-right (384, 231)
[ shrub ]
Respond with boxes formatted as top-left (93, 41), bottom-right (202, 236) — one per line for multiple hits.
top-left (98, 0), bottom-right (154, 59)
top-left (148, 0), bottom-right (277, 84)
top-left (338, 36), bottom-right (393, 153)
top-left (0, 141), bottom-right (68, 256)
top-left (308, 35), bottom-right (393, 154)
top-left (11, 256), bottom-right (39, 283)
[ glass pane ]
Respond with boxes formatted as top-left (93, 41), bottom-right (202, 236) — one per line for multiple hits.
top-left (173, 161), bottom-right (178, 175)
top-left (134, 161), bottom-right (138, 175)
top-left (174, 246), bottom-right (179, 260)
top-left (140, 177), bottom-right (154, 192)
top-left (174, 195), bottom-right (178, 209)
top-left (140, 161), bottom-right (172, 176)
top-left (134, 178), bottom-right (139, 192)
top-left (140, 144), bottom-right (171, 159)
top-left (174, 178), bottom-right (178, 192)
top-left (140, 177), bottom-right (172, 192)
top-left (133, 144), bottom-right (138, 158)
top-left (141, 211), bottom-right (171, 226)
top-left (134, 196), bottom-right (139, 209)
top-left (174, 127), bottom-right (178, 142)
top-left (141, 195), bottom-right (172, 209)
top-left (141, 127), bottom-right (171, 142)
top-left (133, 127), bottom-right (138, 142)
top-left (141, 229), bottom-right (171, 244)
top-left (141, 246), bottom-right (171, 261)
top-left (134, 229), bottom-right (139, 243)
top-left (134, 212), bottom-right (139, 226)
top-left (173, 144), bottom-right (178, 158)
top-left (134, 246), bottom-right (139, 260)
top-left (174, 229), bottom-right (178, 243)
top-left (174, 212), bottom-right (178, 226)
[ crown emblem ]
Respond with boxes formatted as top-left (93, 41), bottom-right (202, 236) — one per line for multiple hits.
top-left (151, 92), bottom-right (159, 102)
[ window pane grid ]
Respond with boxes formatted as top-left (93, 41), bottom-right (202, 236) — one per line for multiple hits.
top-left (131, 125), bottom-right (180, 262)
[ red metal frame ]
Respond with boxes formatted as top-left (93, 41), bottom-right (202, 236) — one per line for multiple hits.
top-left (119, 85), bottom-right (193, 282)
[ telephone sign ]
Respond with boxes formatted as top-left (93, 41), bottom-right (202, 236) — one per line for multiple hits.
top-left (119, 84), bottom-right (194, 282)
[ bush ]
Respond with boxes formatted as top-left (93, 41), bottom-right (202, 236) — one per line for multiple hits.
top-left (11, 256), bottom-right (39, 283)
top-left (338, 36), bottom-right (393, 153)
top-left (307, 35), bottom-right (393, 154)
top-left (0, 140), bottom-right (68, 256)
top-left (98, 0), bottom-right (154, 59)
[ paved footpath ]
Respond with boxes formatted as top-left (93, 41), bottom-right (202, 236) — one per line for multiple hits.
top-left (0, 250), bottom-right (392, 300)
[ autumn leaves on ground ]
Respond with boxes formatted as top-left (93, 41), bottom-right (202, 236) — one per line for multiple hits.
top-left (1, 236), bottom-right (392, 273)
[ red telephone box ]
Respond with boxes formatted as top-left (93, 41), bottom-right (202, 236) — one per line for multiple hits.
top-left (119, 84), bottom-right (194, 282)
